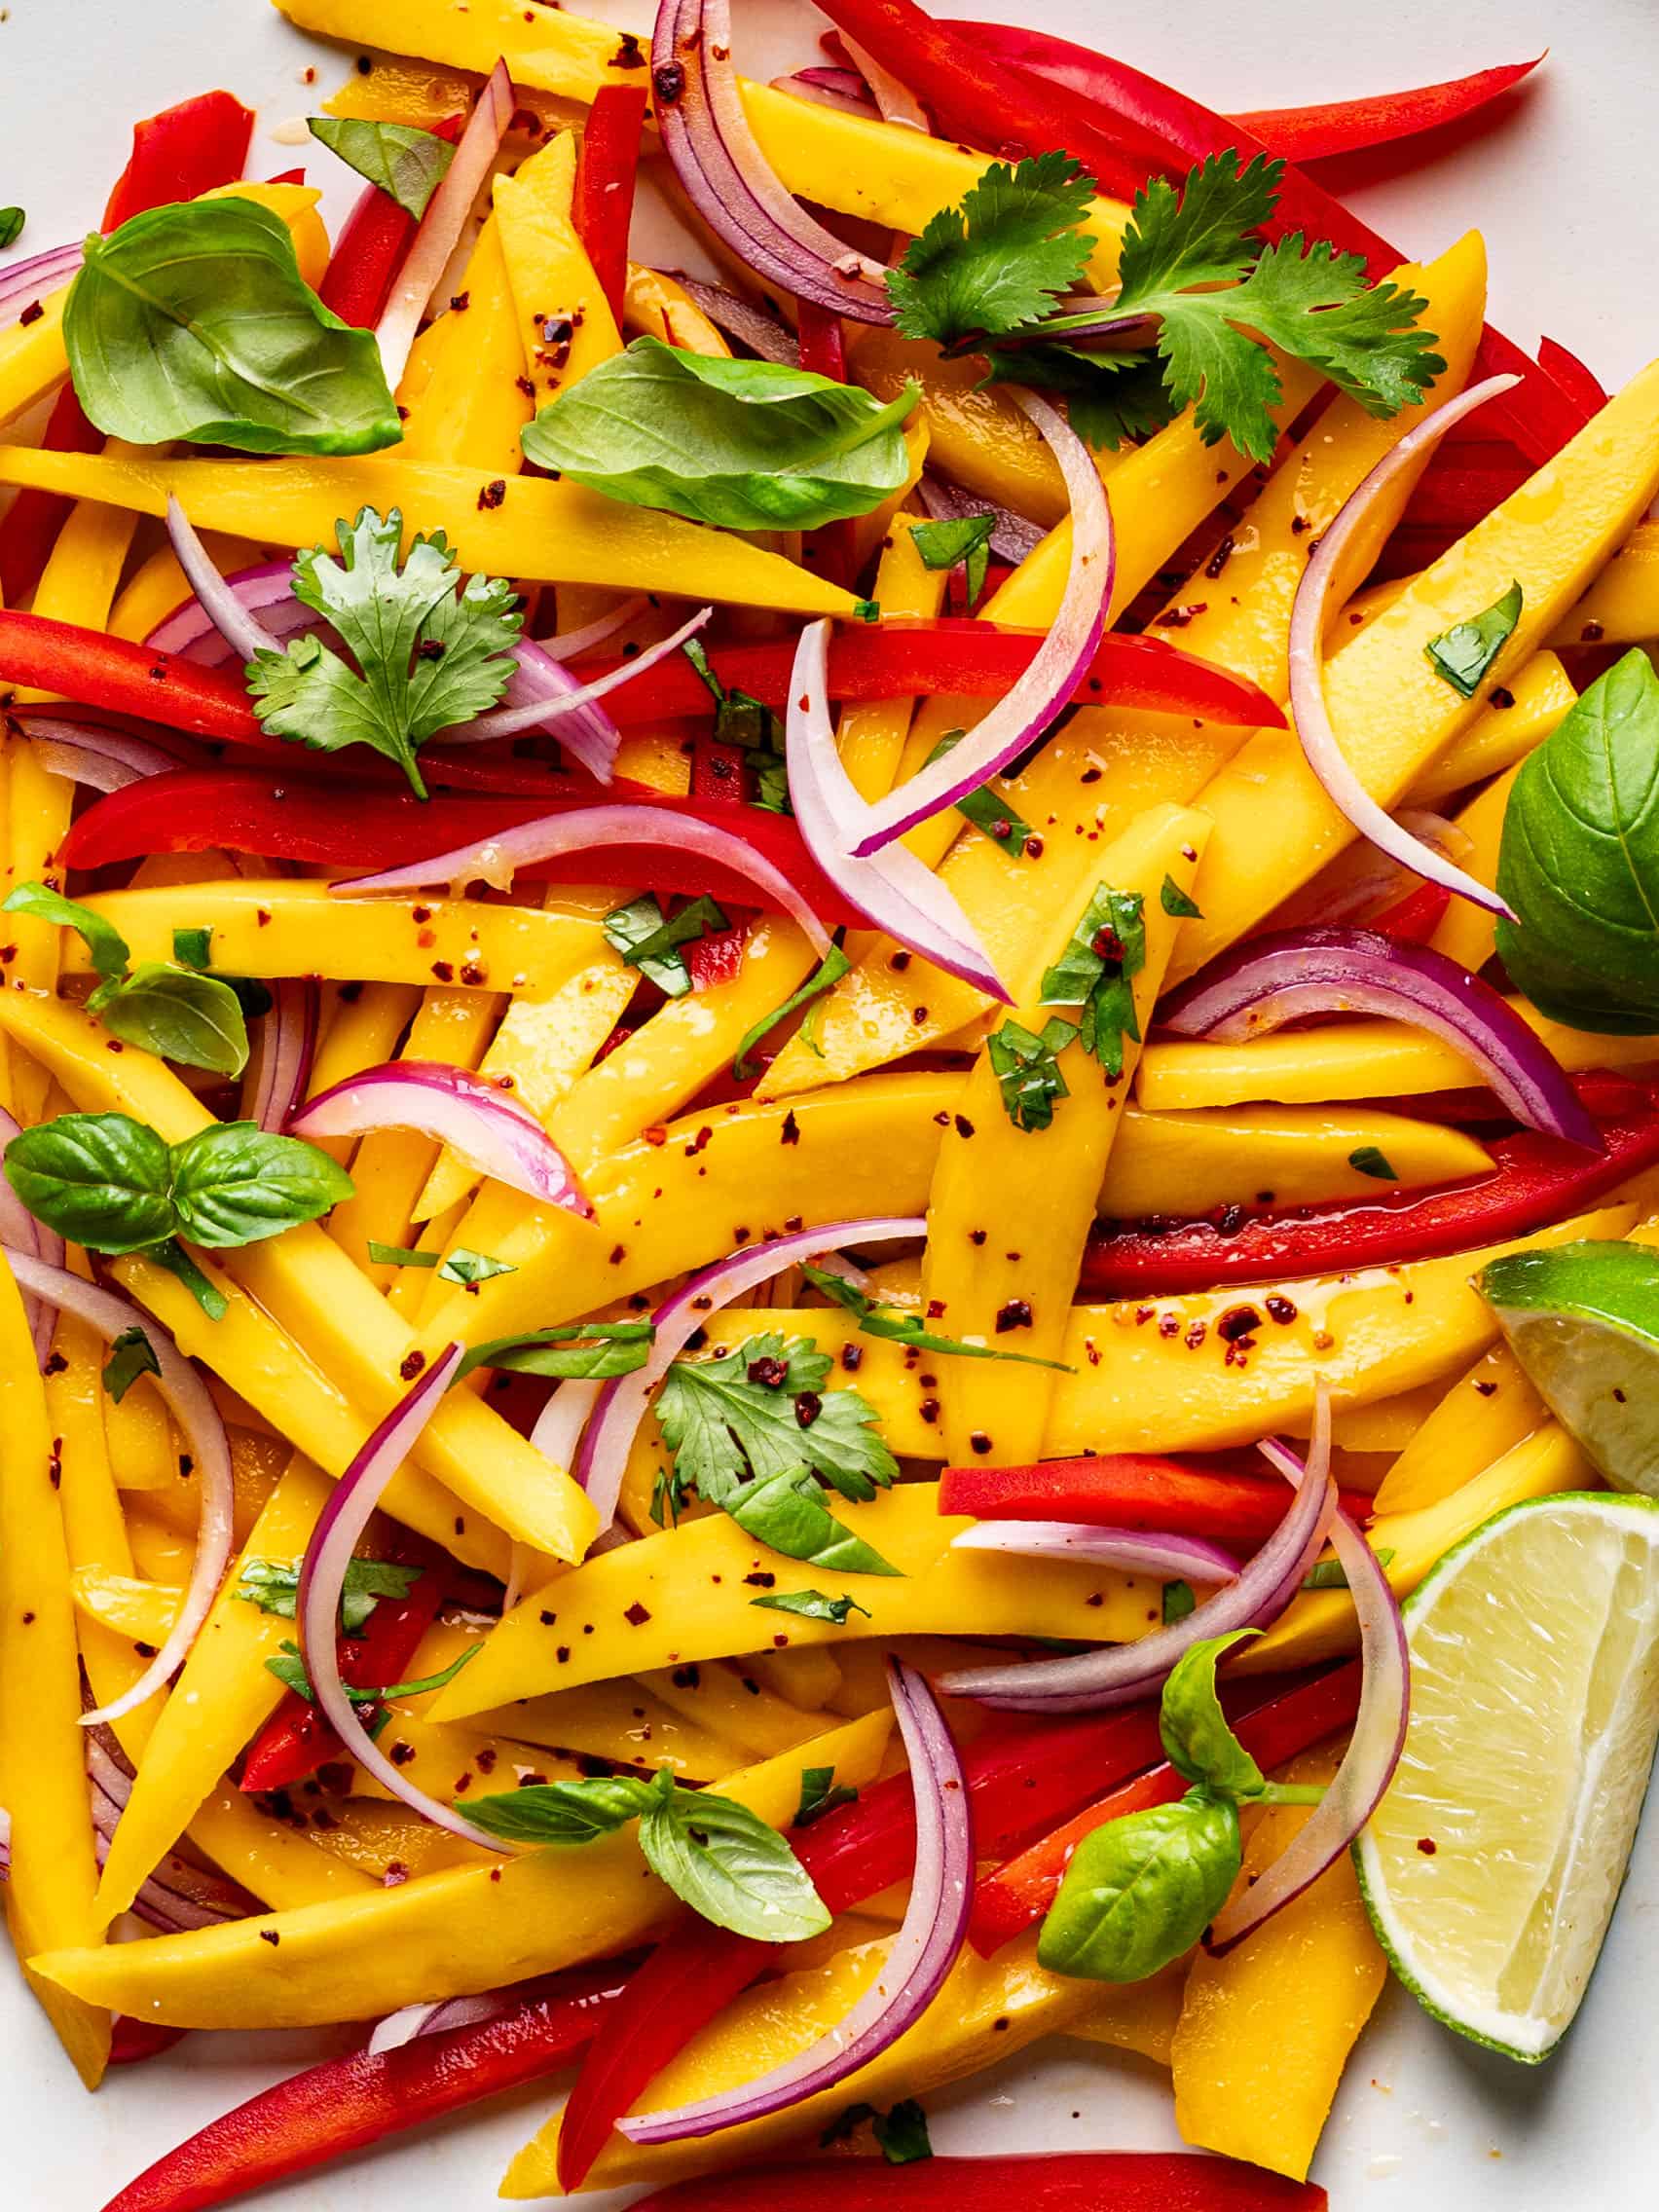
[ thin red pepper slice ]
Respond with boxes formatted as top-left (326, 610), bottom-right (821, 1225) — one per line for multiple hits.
top-left (0, 386), bottom-right (105, 608)
top-left (797, 300), bottom-right (858, 590)
top-left (100, 1970), bottom-right (625, 2212)
top-left (238, 1560), bottom-right (447, 1794)
top-left (632, 2154), bottom-right (1326, 2212)
top-left (572, 84), bottom-right (649, 330)
top-left (108, 2017), bottom-right (189, 2067)
top-left (1081, 1075), bottom-right (1659, 1298)
top-left (60, 773), bottom-right (865, 929)
top-left (568, 620), bottom-right (1284, 728)
top-left (1368, 878), bottom-right (1452, 944)
top-left (1536, 334), bottom-right (1610, 418)
top-left (1232, 59), bottom-right (1543, 164)
top-left (0, 609), bottom-right (261, 740)
top-left (938, 1455), bottom-right (1374, 1547)
top-left (319, 114), bottom-right (463, 327)
top-left (970, 1664), bottom-right (1363, 1954)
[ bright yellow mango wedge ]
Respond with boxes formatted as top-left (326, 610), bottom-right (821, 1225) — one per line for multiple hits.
top-left (31, 1714), bottom-right (891, 2031)
top-left (1551, 519), bottom-right (1659, 647)
top-left (1371, 1344), bottom-right (1547, 1515)
top-left (397, 213), bottom-right (530, 474)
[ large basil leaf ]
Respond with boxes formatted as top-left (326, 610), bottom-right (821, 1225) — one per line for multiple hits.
top-left (520, 336), bottom-right (919, 530)
top-left (98, 966), bottom-right (250, 1078)
top-left (169, 1122), bottom-right (353, 1246)
top-left (1495, 650), bottom-right (1659, 1033)
top-left (64, 198), bottom-right (400, 456)
top-left (638, 1774), bottom-right (831, 1942)
top-left (1036, 1788), bottom-right (1240, 1983)
top-left (3, 1113), bottom-right (175, 1255)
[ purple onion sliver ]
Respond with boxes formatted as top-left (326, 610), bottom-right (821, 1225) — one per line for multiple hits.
top-left (916, 474), bottom-right (1044, 566)
top-left (772, 68), bottom-right (880, 120)
top-left (21, 716), bottom-right (185, 792)
top-left (537, 595), bottom-right (650, 663)
top-left (0, 240), bottom-right (84, 322)
top-left (145, 557), bottom-right (304, 662)
top-left (667, 275), bottom-right (798, 364)
top-left (165, 498), bottom-right (288, 665)
top-left (245, 979), bottom-right (319, 1135)
top-left (950, 1520), bottom-right (1239, 1584)
top-left (451, 606), bottom-right (713, 753)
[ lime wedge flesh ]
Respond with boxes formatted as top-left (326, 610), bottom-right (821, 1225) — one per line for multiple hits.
top-left (1356, 1491), bottom-right (1659, 2061)
top-left (1479, 1239), bottom-right (1659, 1496)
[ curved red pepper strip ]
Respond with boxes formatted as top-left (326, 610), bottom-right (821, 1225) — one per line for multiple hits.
top-left (1537, 334), bottom-right (1610, 418)
top-left (572, 84), bottom-right (648, 331)
top-left (108, 2017), bottom-right (189, 2067)
top-left (797, 301), bottom-right (859, 590)
top-left (61, 773), bottom-right (866, 930)
top-left (633, 2153), bottom-right (1327, 2211)
top-left (969, 1666), bottom-right (1363, 1955)
top-left (100, 1970), bottom-right (625, 2212)
top-left (1369, 878), bottom-right (1452, 945)
top-left (1081, 1075), bottom-right (1659, 1300)
top-left (1233, 56), bottom-right (1543, 164)
top-left (939, 1455), bottom-right (1373, 1546)
top-left (567, 620), bottom-right (1284, 728)
top-left (319, 115), bottom-right (463, 328)
top-left (0, 608), bottom-right (260, 739)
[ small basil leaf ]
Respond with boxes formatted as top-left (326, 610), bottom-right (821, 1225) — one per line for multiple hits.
top-left (1304, 1546), bottom-right (1394, 1591)
top-left (521, 337), bottom-right (920, 531)
top-left (64, 199), bottom-right (400, 455)
top-left (454, 1320), bottom-right (655, 1384)
top-left (1347, 1145), bottom-right (1397, 1180)
top-left (750, 1588), bottom-right (872, 1625)
top-left (101, 1327), bottom-right (161, 1404)
top-left (0, 208), bottom-right (23, 251)
top-left (638, 1778), bottom-right (832, 1941)
top-left (724, 1464), bottom-right (902, 1577)
top-left (368, 1241), bottom-right (440, 1269)
top-left (1161, 1579), bottom-right (1197, 1625)
top-left (171, 927), bottom-right (213, 971)
top-left (437, 1246), bottom-right (517, 1287)
top-left (912, 512), bottom-right (996, 604)
top-left (146, 1237), bottom-right (229, 1321)
top-left (924, 732), bottom-right (1031, 856)
top-left (796, 1764), bottom-right (859, 1826)
top-left (3, 881), bottom-right (129, 987)
top-left (872, 2100), bottom-right (933, 2166)
top-left (308, 117), bottom-right (456, 220)
top-left (1041, 883), bottom-right (1147, 1079)
top-left (1037, 1788), bottom-right (1240, 1982)
top-left (1424, 579), bottom-right (1523, 699)
top-left (732, 947), bottom-right (851, 1081)
top-left (463, 1774), bottom-right (657, 1844)
top-left (266, 1636), bottom-right (477, 1705)
top-left (1160, 873), bottom-right (1202, 919)
top-left (799, 1261), bottom-right (1073, 1371)
top-left (604, 893), bottom-right (727, 999)
top-left (1159, 1631), bottom-right (1264, 1795)
top-left (986, 1015), bottom-right (1076, 1131)
top-left (99, 966), bottom-right (251, 1077)
top-left (3, 1112), bottom-right (174, 1254)
top-left (168, 1122), bottom-right (353, 1247)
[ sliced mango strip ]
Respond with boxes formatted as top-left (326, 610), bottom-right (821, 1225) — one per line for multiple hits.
top-left (1425, 759), bottom-right (1524, 977)
top-left (496, 129), bottom-right (621, 402)
top-left (187, 1784), bottom-right (380, 1911)
top-left (1551, 518), bottom-right (1659, 647)
top-left (1100, 1102), bottom-right (1491, 1215)
top-left (397, 214), bottom-right (531, 474)
top-left (1371, 1343), bottom-right (1546, 1516)
top-left (1401, 647), bottom-right (1575, 805)
top-left (838, 516), bottom-right (948, 805)
top-left (624, 264), bottom-right (731, 355)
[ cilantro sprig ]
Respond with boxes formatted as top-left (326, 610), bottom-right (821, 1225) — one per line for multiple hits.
top-left (1041, 884), bottom-right (1147, 1080)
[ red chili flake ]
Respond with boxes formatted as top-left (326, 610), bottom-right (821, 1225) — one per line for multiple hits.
top-left (780, 1111), bottom-right (801, 1147)
top-left (515, 374), bottom-right (537, 399)
top-left (954, 1114), bottom-right (976, 1139)
top-left (1290, 513), bottom-right (1310, 535)
top-left (1417, 1837), bottom-right (1438, 1856)
top-left (1204, 534), bottom-right (1235, 579)
top-left (611, 29), bottom-right (645, 68)
top-left (1217, 1305), bottom-right (1263, 1344)
top-left (389, 1741), bottom-right (417, 1767)
top-left (918, 1398), bottom-right (940, 1424)
top-left (449, 290), bottom-right (471, 312)
top-left (970, 1430), bottom-right (993, 1456)
top-left (794, 1390), bottom-right (823, 1428)
top-left (685, 1125), bottom-right (713, 1157)
top-left (748, 1354), bottom-right (789, 1389)
top-left (608, 1243), bottom-right (626, 1265)
top-left (969, 1229), bottom-right (987, 1246)
top-left (477, 479), bottom-right (508, 511)
top-left (1184, 1320), bottom-right (1208, 1349)
top-left (259, 1930), bottom-right (281, 1947)
top-left (430, 960), bottom-right (455, 982)
top-left (911, 1005), bottom-right (929, 1025)
top-left (743, 1570), bottom-right (776, 1588)
top-left (994, 1299), bottom-right (1032, 1332)
top-left (256, 907), bottom-right (273, 928)
top-left (399, 1350), bottom-right (425, 1380)
top-left (556, 1644), bottom-right (571, 1664)
top-left (18, 300), bottom-right (43, 326)
top-left (1264, 1295), bottom-right (1299, 1325)
top-left (1580, 619), bottom-right (1605, 643)
top-left (1023, 833), bottom-right (1045, 858)
top-left (411, 903), bottom-right (432, 924)
top-left (624, 1601), bottom-right (651, 1626)
top-left (841, 1343), bottom-right (863, 1372)
top-left (1488, 686), bottom-right (1515, 709)
top-left (1473, 1379), bottom-right (1498, 1398)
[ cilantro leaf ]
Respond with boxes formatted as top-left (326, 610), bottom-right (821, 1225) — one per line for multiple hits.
top-left (236, 1555), bottom-right (419, 1635)
top-left (1425, 580), bottom-right (1524, 698)
top-left (1040, 884), bottom-right (1147, 1080)
top-left (655, 1332), bottom-right (899, 1506)
top-left (986, 1015), bottom-right (1076, 1131)
top-left (1116, 150), bottom-right (1280, 298)
top-left (604, 894), bottom-right (729, 998)
top-left (799, 1262), bottom-right (1073, 1371)
top-left (246, 506), bottom-right (523, 796)
top-left (751, 1587), bottom-right (873, 1625)
top-left (981, 341), bottom-right (1174, 451)
top-left (1161, 874), bottom-right (1203, 919)
top-left (887, 151), bottom-right (1097, 345)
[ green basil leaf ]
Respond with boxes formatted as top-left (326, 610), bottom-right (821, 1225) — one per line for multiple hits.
top-left (1303, 1546), bottom-right (1394, 1591)
top-left (437, 1246), bottom-right (517, 1287)
top-left (3, 1112), bottom-right (174, 1254)
top-left (603, 893), bottom-right (728, 999)
top-left (0, 208), bottom-right (23, 251)
top-left (99, 966), bottom-right (251, 1077)
top-left (800, 1261), bottom-right (1073, 1372)
top-left (1036, 1788), bottom-right (1240, 1982)
top-left (171, 927), bottom-right (213, 971)
top-left (367, 1241), bottom-right (440, 1269)
top-left (1041, 884), bottom-right (1147, 1080)
top-left (872, 2100), bottom-right (933, 2165)
top-left (986, 1015), bottom-right (1076, 1131)
top-left (168, 1122), bottom-right (354, 1247)
top-left (462, 1774), bottom-right (657, 1843)
top-left (521, 337), bottom-right (920, 531)
top-left (796, 1764), bottom-right (859, 1826)
top-left (924, 732), bottom-right (1031, 856)
top-left (146, 1238), bottom-right (229, 1321)
top-left (1160, 873), bottom-right (1203, 919)
top-left (724, 1464), bottom-right (902, 1577)
top-left (1425, 579), bottom-right (1523, 698)
top-left (1159, 1632), bottom-right (1264, 1795)
top-left (1347, 1145), bottom-right (1397, 1181)
top-left (1161, 1579), bottom-right (1197, 1625)
top-left (4, 881), bottom-right (129, 988)
top-left (750, 1588), bottom-right (872, 1626)
top-left (308, 117), bottom-right (456, 220)
top-left (912, 513), bottom-right (996, 604)
top-left (732, 947), bottom-right (851, 1081)
top-left (454, 1320), bottom-right (655, 1384)
top-left (639, 1773), bottom-right (832, 1941)
top-left (1495, 649), bottom-right (1659, 1032)
top-left (101, 1327), bottom-right (161, 1404)
top-left (265, 1636), bottom-right (476, 1705)
top-left (64, 199), bottom-right (400, 455)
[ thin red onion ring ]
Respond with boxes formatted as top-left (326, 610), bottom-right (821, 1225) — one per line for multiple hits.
top-left (296, 1343), bottom-right (510, 1851)
top-left (0, 1108), bottom-right (59, 1367)
top-left (666, 274), bottom-right (798, 364)
top-left (1207, 1422), bottom-right (1410, 1951)
top-left (450, 606), bottom-right (712, 750)
top-left (0, 240), bottom-right (84, 322)
top-left (539, 596), bottom-right (651, 663)
top-left (17, 714), bottom-right (186, 792)
top-left (572, 1216), bottom-right (924, 1532)
top-left (243, 979), bottom-right (319, 1135)
top-left (146, 559), bottom-right (311, 666)
top-left (950, 1520), bottom-right (1239, 1584)
top-left (1160, 926), bottom-right (1602, 1151)
top-left (773, 68), bottom-right (881, 121)
top-left (839, 35), bottom-right (932, 129)
top-left (331, 801), bottom-right (833, 960)
top-left (368, 1993), bottom-right (509, 2055)
top-left (288, 1062), bottom-right (592, 1217)
top-left (917, 473), bottom-right (1044, 566)
top-left (529, 1377), bottom-right (604, 1471)
top-left (85, 1737), bottom-right (255, 1934)
top-left (3, 1250), bottom-right (232, 1723)
top-left (165, 498), bottom-right (287, 665)
top-left (847, 391), bottom-right (1114, 852)
top-left (376, 59), bottom-right (514, 389)
top-left (619, 1658), bottom-right (970, 2142)
top-left (786, 619), bottom-right (1011, 1000)
top-left (940, 1399), bottom-right (1339, 1712)
top-left (1289, 372), bottom-right (1524, 918)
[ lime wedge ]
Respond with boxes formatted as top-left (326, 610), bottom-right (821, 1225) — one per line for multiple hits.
top-left (1355, 1491), bottom-right (1659, 2060)
top-left (1478, 1239), bottom-right (1659, 1495)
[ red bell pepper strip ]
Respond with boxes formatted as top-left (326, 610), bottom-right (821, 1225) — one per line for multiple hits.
top-left (939, 1455), bottom-right (1374, 1546)
top-left (573, 84), bottom-right (648, 331)
top-left (0, 609), bottom-right (261, 741)
top-left (61, 772), bottom-right (865, 930)
top-left (108, 2018), bottom-right (188, 2067)
top-left (970, 1664), bottom-right (1363, 1954)
top-left (689, 734), bottom-right (753, 801)
top-left (798, 301), bottom-right (858, 590)
top-left (100, 1970), bottom-right (626, 2212)
top-left (568, 620), bottom-right (1284, 728)
top-left (1082, 1075), bottom-right (1659, 1299)
top-left (1369, 878), bottom-right (1452, 945)
top-left (0, 386), bottom-right (104, 608)
top-left (319, 115), bottom-right (462, 327)
top-left (1399, 449), bottom-right (1530, 534)
top-left (855, 3), bottom-right (1587, 462)
top-left (1537, 334), bottom-right (1610, 418)
top-left (1233, 57), bottom-right (1543, 163)
top-left (238, 1561), bottom-right (447, 1794)
top-left (683, 925), bottom-right (751, 992)
top-left (633, 2155), bottom-right (1326, 2212)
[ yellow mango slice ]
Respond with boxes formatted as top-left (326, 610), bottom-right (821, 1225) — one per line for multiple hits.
top-left (504, 1675), bottom-right (750, 1783)
top-left (434, 1482), bottom-right (1160, 1722)
top-left (1551, 519), bottom-right (1659, 646)
top-left (188, 1785), bottom-right (380, 1911)
top-left (1170, 358), bottom-right (1659, 980)
top-left (397, 214), bottom-right (531, 474)
top-left (1371, 1343), bottom-right (1546, 1516)
top-left (921, 804), bottom-right (1209, 1462)
top-left (838, 515), bottom-right (949, 803)
top-left (0, 1260), bottom-right (110, 2087)
top-left (638, 1661), bottom-right (832, 1763)
top-left (624, 264), bottom-right (731, 355)
top-left (495, 129), bottom-right (621, 403)
top-left (1402, 647), bottom-right (1575, 805)
top-left (1425, 760), bottom-right (1524, 977)
top-left (1172, 1744), bottom-right (1386, 2181)
top-left (32, 1713), bottom-right (891, 2031)
top-left (0, 444), bottom-right (855, 612)
top-left (1101, 1102), bottom-right (1490, 1215)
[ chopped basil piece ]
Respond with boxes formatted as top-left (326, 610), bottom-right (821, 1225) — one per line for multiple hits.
top-left (171, 927), bottom-right (213, 971)
top-left (454, 1320), bottom-right (655, 1384)
top-left (265, 1636), bottom-right (476, 1704)
top-left (821, 2099), bottom-right (934, 2163)
top-left (925, 731), bottom-right (1032, 855)
top-left (0, 208), bottom-right (23, 250)
top-left (1347, 1146), bottom-right (1398, 1180)
top-left (911, 512), bottom-right (997, 604)
top-left (1162, 1578), bottom-right (1198, 1625)
top-left (1160, 873), bottom-right (1203, 919)
top-left (604, 893), bottom-right (729, 998)
top-left (367, 1241), bottom-right (440, 1269)
top-left (1041, 884), bottom-right (1147, 1079)
top-left (307, 117), bottom-right (456, 219)
top-left (750, 1588), bottom-right (873, 1625)
top-left (1303, 1547), bottom-right (1394, 1591)
top-left (147, 1238), bottom-right (229, 1321)
top-left (101, 1327), bottom-right (161, 1404)
top-left (437, 1246), bottom-right (517, 1287)
top-left (237, 1555), bottom-right (419, 1634)
top-left (796, 1764), bottom-right (860, 1825)
top-left (731, 947), bottom-right (851, 1080)
top-left (800, 1261), bottom-right (1073, 1370)
top-left (1425, 580), bottom-right (1523, 699)
top-left (986, 1015), bottom-right (1076, 1131)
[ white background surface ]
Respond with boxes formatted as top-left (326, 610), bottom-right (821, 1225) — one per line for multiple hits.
top-left (3, 2), bottom-right (1658, 2206)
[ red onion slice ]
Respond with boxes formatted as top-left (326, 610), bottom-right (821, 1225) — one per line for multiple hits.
top-left (619, 1657), bottom-right (970, 2143)
top-left (529, 1377), bottom-right (605, 1470)
top-left (165, 497), bottom-right (287, 665)
top-left (773, 68), bottom-right (881, 121)
top-left (85, 1736), bottom-right (255, 1934)
top-left (786, 620), bottom-right (1011, 1000)
top-left (16, 714), bottom-right (186, 792)
top-left (288, 1061), bottom-right (593, 1217)
top-left (368, 1992), bottom-right (510, 2055)
top-left (950, 1520), bottom-right (1239, 1584)
top-left (839, 36), bottom-right (932, 129)
top-left (376, 58), bottom-right (514, 389)
top-left (666, 275), bottom-right (798, 364)
top-left (3, 1250), bottom-right (232, 1724)
top-left (146, 559), bottom-right (311, 666)
top-left (917, 473), bottom-right (1045, 566)
top-left (539, 596), bottom-right (651, 663)
top-left (940, 1402), bottom-right (1339, 1713)
top-left (0, 239), bottom-right (84, 322)
top-left (1206, 1423), bottom-right (1410, 1951)
top-left (652, 0), bottom-right (894, 323)
top-left (243, 979), bottom-right (319, 1136)
top-left (0, 1109), bottom-right (59, 1367)
top-left (450, 606), bottom-right (712, 753)
top-left (573, 1216), bottom-right (924, 1531)
top-left (1290, 373), bottom-right (1523, 918)
top-left (1160, 926), bottom-right (1602, 1151)
top-left (296, 1343), bottom-right (510, 1851)
top-left (332, 801), bottom-right (833, 960)
top-left (847, 392), bottom-right (1114, 853)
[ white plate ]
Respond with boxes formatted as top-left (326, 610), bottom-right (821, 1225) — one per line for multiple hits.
top-left (3, 1), bottom-right (1657, 2203)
